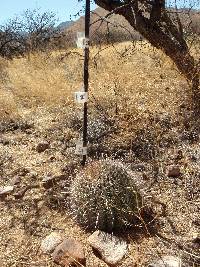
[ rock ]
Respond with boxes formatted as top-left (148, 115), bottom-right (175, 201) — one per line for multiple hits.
top-left (0, 185), bottom-right (14, 198)
top-left (167, 165), bottom-right (181, 178)
top-left (41, 232), bottom-right (63, 254)
top-left (36, 141), bottom-right (50, 153)
top-left (1, 139), bottom-right (9, 145)
top-left (191, 232), bottom-right (200, 249)
top-left (11, 167), bottom-right (30, 177)
top-left (12, 176), bottom-right (21, 185)
top-left (148, 256), bottom-right (182, 267)
top-left (14, 186), bottom-right (29, 199)
top-left (49, 156), bottom-right (56, 161)
top-left (88, 230), bottom-right (128, 266)
top-left (19, 167), bottom-right (30, 176)
top-left (42, 176), bottom-right (56, 189)
top-left (174, 150), bottom-right (183, 161)
top-left (192, 237), bottom-right (200, 249)
top-left (52, 238), bottom-right (86, 266)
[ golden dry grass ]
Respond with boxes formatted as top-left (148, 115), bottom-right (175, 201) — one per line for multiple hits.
top-left (0, 41), bottom-right (191, 121)
top-left (0, 41), bottom-right (199, 267)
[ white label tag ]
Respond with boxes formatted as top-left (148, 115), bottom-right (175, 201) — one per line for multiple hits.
top-left (76, 37), bottom-right (84, 49)
top-left (75, 92), bottom-right (88, 103)
top-left (83, 38), bottom-right (90, 49)
top-left (76, 36), bottom-right (90, 49)
top-left (75, 141), bottom-right (87, 155)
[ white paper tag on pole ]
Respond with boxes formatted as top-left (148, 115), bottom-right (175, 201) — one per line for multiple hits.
top-left (76, 38), bottom-right (90, 49)
top-left (76, 37), bottom-right (84, 49)
top-left (75, 141), bottom-right (87, 155)
top-left (75, 91), bottom-right (88, 103)
top-left (76, 32), bottom-right (90, 49)
top-left (83, 38), bottom-right (90, 49)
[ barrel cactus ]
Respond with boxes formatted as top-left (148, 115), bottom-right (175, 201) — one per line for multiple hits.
top-left (70, 160), bottom-right (143, 232)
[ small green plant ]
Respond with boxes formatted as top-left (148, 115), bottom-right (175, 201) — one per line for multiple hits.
top-left (70, 160), bottom-right (143, 232)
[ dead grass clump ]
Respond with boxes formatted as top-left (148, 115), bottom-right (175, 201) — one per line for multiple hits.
top-left (0, 89), bottom-right (19, 121)
top-left (0, 57), bottom-right (9, 83)
top-left (0, 58), bottom-right (18, 120)
top-left (6, 51), bottom-right (79, 107)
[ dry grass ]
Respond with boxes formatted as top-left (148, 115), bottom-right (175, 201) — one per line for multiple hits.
top-left (0, 41), bottom-right (191, 121)
top-left (0, 41), bottom-right (199, 267)
top-left (0, 41), bottom-right (191, 163)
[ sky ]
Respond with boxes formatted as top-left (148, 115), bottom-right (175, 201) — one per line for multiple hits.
top-left (0, 0), bottom-right (199, 24)
top-left (0, 0), bottom-right (97, 24)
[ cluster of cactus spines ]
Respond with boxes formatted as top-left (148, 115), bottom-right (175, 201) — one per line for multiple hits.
top-left (70, 160), bottom-right (143, 232)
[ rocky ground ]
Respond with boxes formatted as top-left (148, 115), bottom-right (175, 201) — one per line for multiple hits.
top-left (0, 103), bottom-right (199, 267)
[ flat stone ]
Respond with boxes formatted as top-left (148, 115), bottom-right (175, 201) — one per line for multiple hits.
top-left (52, 237), bottom-right (86, 266)
top-left (148, 256), bottom-right (182, 267)
top-left (0, 186), bottom-right (14, 198)
top-left (167, 165), bottom-right (181, 177)
top-left (41, 232), bottom-right (63, 254)
top-left (88, 230), bottom-right (128, 266)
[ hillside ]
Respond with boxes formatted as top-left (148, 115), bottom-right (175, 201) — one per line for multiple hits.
top-left (64, 7), bottom-right (141, 44)
top-left (57, 20), bottom-right (74, 29)
top-left (63, 7), bottom-right (200, 45)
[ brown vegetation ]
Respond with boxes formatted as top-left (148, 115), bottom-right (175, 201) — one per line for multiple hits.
top-left (0, 41), bottom-right (199, 266)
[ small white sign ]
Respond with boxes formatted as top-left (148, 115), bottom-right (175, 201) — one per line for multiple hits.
top-left (75, 91), bottom-right (88, 103)
top-left (76, 32), bottom-right (90, 49)
top-left (75, 141), bottom-right (87, 155)
top-left (83, 38), bottom-right (90, 49)
top-left (76, 37), bottom-right (84, 49)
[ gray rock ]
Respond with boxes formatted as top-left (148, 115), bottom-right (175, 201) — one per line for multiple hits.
top-left (0, 185), bottom-right (14, 198)
top-left (12, 176), bottom-right (21, 185)
top-left (52, 237), bottom-right (86, 266)
top-left (41, 232), bottom-right (63, 254)
top-left (149, 256), bottom-right (182, 267)
top-left (88, 230), bottom-right (128, 266)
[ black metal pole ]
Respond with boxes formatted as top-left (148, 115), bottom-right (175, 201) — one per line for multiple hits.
top-left (81, 0), bottom-right (90, 166)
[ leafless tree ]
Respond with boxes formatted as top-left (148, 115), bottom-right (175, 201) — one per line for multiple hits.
top-left (0, 18), bottom-right (26, 59)
top-left (0, 9), bottom-right (63, 59)
top-left (91, 0), bottom-right (200, 115)
top-left (19, 9), bottom-right (61, 53)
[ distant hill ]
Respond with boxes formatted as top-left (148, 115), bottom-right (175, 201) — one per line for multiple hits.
top-left (63, 7), bottom-right (141, 45)
top-left (57, 21), bottom-right (74, 29)
top-left (60, 7), bottom-right (200, 46)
